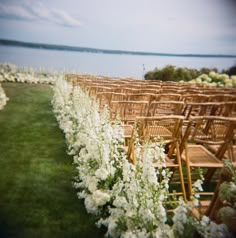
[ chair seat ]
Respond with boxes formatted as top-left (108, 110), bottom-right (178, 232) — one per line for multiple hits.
top-left (145, 125), bottom-right (172, 139)
top-left (182, 144), bottom-right (223, 167)
top-left (123, 124), bottom-right (133, 138)
top-left (153, 156), bottom-right (179, 168)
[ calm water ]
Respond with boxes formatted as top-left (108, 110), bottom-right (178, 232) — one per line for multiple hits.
top-left (0, 45), bottom-right (236, 79)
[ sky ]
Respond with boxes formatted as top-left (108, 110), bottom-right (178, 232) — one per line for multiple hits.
top-left (0, 0), bottom-right (236, 55)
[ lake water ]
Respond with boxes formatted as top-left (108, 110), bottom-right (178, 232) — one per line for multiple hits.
top-left (0, 45), bottom-right (235, 79)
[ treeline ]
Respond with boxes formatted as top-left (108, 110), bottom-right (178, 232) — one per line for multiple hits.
top-left (144, 65), bottom-right (236, 81)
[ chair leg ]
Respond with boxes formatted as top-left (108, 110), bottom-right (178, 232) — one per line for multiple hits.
top-left (205, 167), bottom-right (231, 221)
top-left (176, 142), bottom-right (187, 201)
top-left (204, 144), bottom-right (230, 182)
top-left (205, 184), bottom-right (221, 221)
top-left (204, 168), bottom-right (216, 183)
top-left (185, 147), bottom-right (193, 198)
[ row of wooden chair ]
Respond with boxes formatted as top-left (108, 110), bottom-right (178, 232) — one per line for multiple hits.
top-left (65, 74), bottom-right (236, 100)
top-left (65, 73), bottom-right (236, 92)
top-left (95, 91), bottom-right (236, 108)
top-left (66, 74), bottom-right (236, 219)
top-left (108, 100), bottom-right (236, 124)
top-left (91, 86), bottom-right (236, 102)
top-left (124, 115), bottom-right (236, 215)
top-left (87, 85), bottom-right (236, 96)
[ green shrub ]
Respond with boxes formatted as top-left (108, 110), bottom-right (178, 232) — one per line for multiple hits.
top-left (144, 65), bottom-right (218, 82)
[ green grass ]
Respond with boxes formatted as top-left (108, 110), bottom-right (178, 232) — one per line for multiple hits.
top-left (0, 82), bottom-right (105, 238)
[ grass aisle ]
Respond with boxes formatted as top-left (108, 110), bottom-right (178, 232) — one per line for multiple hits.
top-left (0, 83), bottom-right (105, 238)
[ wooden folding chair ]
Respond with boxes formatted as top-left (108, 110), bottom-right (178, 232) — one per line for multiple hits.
top-left (183, 102), bottom-right (223, 121)
top-left (208, 94), bottom-right (235, 102)
top-left (156, 93), bottom-right (182, 101)
top-left (220, 101), bottom-right (236, 117)
top-left (138, 88), bottom-right (160, 94)
top-left (148, 101), bottom-right (185, 116)
top-left (111, 92), bottom-right (127, 101)
top-left (109, 100), bottom-right (149, 124)
top-left (96, 92), bottom-right (112, 111)
top-left (182, 94), bottom-right (210, 117)
top-left (122, 124), bottom-right (134, 146)
top-left (180, 116), bottom-right (236, 205)
top-left (127, 115), bottom-right (187, 201)
top-left (126, 93), bottom-right (157, 104)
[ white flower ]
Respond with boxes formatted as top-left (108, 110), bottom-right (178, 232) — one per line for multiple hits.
top-left (77, 190), bottom-right (87, 199)
top-left (201, 215), bottom-right (210, 226)
top-left (113, 196), bottom-right (128, 209)
top-left (121, 231), bottom-right (136, 238)
top-left (209, 71), bottom-right (217, 78)
top-left (107, 218), bottom-right (119, 238)
top-left (0, 83), bottom-right (9, 110)
top-left (196, 77), bottom-right (202, 83)
top-left (193, 179), bottom-right (203, 192)
top-left (141, 207), bottom-right (155, 222)
top-left (0, 64), bottom-right (58, 84)
top-left (92, 190), bottom-right (111, 207)
top-left (84, 195), bottom-right (98, 214)
top-left (95, 167), bottom-right (110, 180)
top-left (158, 203), bottom-right (167, 223)
top-left (193, 72), bottom-right (234, 88)
top-left (122, 230), bottom-right (149, 238)
top-left (172, 198), bottom-right (188, 235)
top-left (87, 177), bottom-right (98, 193)
top-left (142, 146), bottom-right (158, 185)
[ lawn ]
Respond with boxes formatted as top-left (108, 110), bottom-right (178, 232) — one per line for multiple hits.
top-left (0, 82), bottom-right (105, 238)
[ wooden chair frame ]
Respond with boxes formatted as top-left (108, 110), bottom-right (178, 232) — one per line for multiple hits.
top-left (148, 101), bottom-right (185, 117)
top-left (127, 115), bottom-right (187, 201)
top-left (180, 116), bottom-right (236, 201)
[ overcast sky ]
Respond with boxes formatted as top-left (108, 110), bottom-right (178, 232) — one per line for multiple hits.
top-left (0, 0), bottom-right (236, 54)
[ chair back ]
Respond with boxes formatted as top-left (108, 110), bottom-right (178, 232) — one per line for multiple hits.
top-left (181, 116), bottom-right (236, 158)
top-left (148, 101), bottom-right (184, 116)
top-left (110, 100), bottom-right (149, 123)
top-left (136, 115), bottom-right (184, 157)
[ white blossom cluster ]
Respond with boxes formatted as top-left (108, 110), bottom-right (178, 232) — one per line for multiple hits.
top-left (97, 141), bottom-right (175, 238)
top-left (52, 77), bottom-right (125, 215)
top-left (0, 63), bottom-right (58, 84)
top-left (187, 71), bottom-right (236, 88)
top-left (52, 76), bottom-right (230, 238)
top-left (0, 83), bottom-right (9, 110)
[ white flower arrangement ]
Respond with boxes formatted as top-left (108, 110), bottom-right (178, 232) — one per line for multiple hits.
top-left (189, 72), bottom-right (236, 88)
top-left (0, 63), bottom-right (58, 84)
top-left (52, 76), bottom-right (235, 237)
top-left (0, 83), bottom-right (9, 110)
top-left (52, 77), bottom-right (125, 216)
top-left (97, 140), bottom-right (174, 238)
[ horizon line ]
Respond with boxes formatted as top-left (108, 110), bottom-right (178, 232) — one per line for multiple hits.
top-left (1, 38), bottom-right (236, 58)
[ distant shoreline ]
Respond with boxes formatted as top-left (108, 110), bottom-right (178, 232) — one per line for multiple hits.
top-left (1, 38), bottom-right (236, 59)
